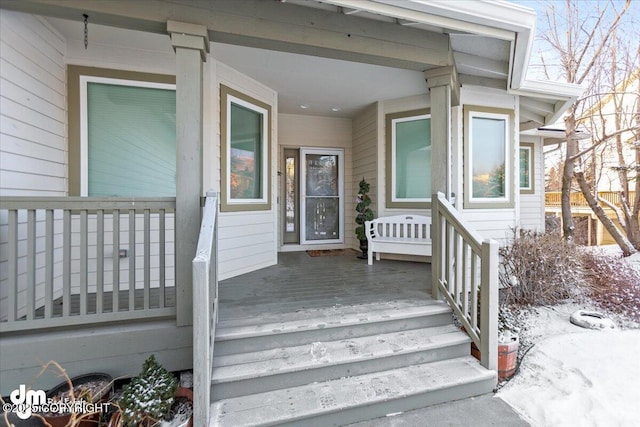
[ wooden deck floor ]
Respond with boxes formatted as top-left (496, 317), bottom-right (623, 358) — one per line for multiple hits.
top-left (218, 251), bottom-right (432, 322)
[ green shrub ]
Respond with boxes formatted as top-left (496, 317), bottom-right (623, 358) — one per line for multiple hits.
top-left (119, 355), bottom-right (178, 426)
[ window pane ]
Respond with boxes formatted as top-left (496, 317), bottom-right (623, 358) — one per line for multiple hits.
top-left (395, 118), bottom-right (431, 199)
top-left (305, 155), bottom-right (338, 197)
top-left (520, 148), bottom-right (530, 188)
top-left (305, 197), bottom-right (340, 240)
top-left (87, 83), bottom-right (176, 197)
top-left (230, 103), bottom-right (263, 199)
top-left (471, 117), bottom-right (505, 198)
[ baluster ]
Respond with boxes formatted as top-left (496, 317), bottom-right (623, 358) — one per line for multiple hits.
top-left (129, 209), bottom-right (136, 310)
top-left (159, 209), bottom-right (166, 308)
top-left (144, 209), bottom-right (150, 310)
top-left (80, 209), bottom-right (88, 315)
top-left (44, 209), bottom-right (54, 319)
top-left (96, 209), bottom-right (104, 314)
top-left (26, 210), bottom-right (36, 320)
top-left (113, 209), bottom-right (120, 312)
top-left (7, 210), bottom-right (17, 322)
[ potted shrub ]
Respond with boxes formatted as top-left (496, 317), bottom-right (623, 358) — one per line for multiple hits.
top-left (355, 178), bottom-right (374, 259)
top-left (109, 355), bottom-right (193, 427)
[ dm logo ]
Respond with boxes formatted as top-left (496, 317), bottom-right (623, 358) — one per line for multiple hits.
top-left (10, 384), bottom-right (46, 419)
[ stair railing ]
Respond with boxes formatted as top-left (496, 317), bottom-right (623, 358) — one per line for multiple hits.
top-left (192, 191), bottom-right (219, 426)
top-left (432, 192), bottom-right (498, 371)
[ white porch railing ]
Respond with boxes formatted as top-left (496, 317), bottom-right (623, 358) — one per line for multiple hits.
top-left (192, 191), bottom-right (218, 426)
top-left (432, 193), bottom-right (499, 371)
top-left (0, 197), bottom-right (176, 332)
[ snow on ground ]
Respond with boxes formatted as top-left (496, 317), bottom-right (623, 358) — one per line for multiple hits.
top-left (498, 303), bottom-right (640, 427)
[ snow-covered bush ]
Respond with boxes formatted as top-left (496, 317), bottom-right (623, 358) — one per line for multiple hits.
top-left (499, 229), bottom-right (583, 305)
top-left (118, 355), bottom-right (178, 426)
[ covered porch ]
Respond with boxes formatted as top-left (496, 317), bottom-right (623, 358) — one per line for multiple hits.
top-left (218, 251), bottom-right (432, 322)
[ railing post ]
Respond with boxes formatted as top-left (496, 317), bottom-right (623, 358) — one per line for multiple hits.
top-left (431, 192), bottom-right (442, 300)
top-left (479, 239), bottom-right (499, 371)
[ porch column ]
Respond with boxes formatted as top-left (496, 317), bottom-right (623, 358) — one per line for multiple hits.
top-left (424, 65), bottom-right (459, 200)
top-left (168, 21), bottom-right (209, 326)
top-left (424, 66), bottom-right (459, 300)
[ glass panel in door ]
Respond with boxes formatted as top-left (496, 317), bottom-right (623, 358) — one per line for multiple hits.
top-left (301, 148), bottom-right (344, 244)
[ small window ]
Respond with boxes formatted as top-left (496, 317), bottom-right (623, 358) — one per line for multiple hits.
top-left (386, 109), bottom-right (431, 209)
top-left (68, 66), bottom-right (176, 197)
top-left (220, 85), bottom-right (271, 212)
top-left (464, 106), bottom-right (514, 208)
top-left (520, 143), bottom-right (534, 194)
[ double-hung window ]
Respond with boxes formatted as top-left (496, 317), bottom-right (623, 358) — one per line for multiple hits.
top-left (464, 106), bottom-right (514, 208)
top-left (220, 85), bottom-right (271, 212)
top-left (386, 109), bottom-right (431, 208)
top-left (68, 66), bottom-right (176, 197)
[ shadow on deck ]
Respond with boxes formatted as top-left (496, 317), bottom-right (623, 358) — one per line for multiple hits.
top-left (218, 251), bottom-right (432, 322)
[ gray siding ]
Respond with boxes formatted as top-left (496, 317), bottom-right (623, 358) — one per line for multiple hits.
top-left (0, 10), bottom-right (67, 196)
top-left (352, 103), bottom-right (379, 249)
top-left (519, 136), bottom-right (545, 232)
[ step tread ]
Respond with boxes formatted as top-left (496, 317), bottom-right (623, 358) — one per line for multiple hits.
top-left (212, 325), bottom-right (469, 383)
top-left (215, 302), bottom-right (451, 342)
top-left (211, 356), bottom-right (496, 427)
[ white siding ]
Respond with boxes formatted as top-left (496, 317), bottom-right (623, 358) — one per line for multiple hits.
top-left (0, 11), bottom-right (67, 320)
top-left (212, 61), bottom-right (278, 281)
top-left (519, 135), bottom-right (545, 232)
top-left (278, 113), bottom-right (354, 250)
top-left (0, 11), bottom-right (67, 196)
top-left (352, 103), bottom-right (378, 250)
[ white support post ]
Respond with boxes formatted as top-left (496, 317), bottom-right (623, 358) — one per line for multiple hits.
top-left (425, 66), bottom-right (458, 299)
top-left (431, 193), bottom-right (442, 300)
top-left (168, 21), bottom-right (209, 327)
top-left (479, 239), bottom-right (499, 371)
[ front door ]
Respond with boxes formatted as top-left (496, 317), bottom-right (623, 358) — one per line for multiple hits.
top-left (300, 148), bottom-right (344, 245)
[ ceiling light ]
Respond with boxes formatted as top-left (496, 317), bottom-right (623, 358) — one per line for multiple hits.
top-left (300, 104), bottom-right (310, 109)
top-left (331, 107), bottom-right (341, 112)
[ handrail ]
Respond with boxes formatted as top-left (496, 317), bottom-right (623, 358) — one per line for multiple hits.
top-left (192, 191), bottom-right (218, 426)
top-left (432, 192), bottom-right (498, 372)
top-left (0, 196), bottom-right (176, 332)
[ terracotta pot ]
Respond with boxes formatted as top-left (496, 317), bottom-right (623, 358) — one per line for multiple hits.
top-left (470, 337), bottom-right (519, 381)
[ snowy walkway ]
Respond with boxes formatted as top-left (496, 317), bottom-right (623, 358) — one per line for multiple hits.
top-left (498, 304), bottom-right (640, 427)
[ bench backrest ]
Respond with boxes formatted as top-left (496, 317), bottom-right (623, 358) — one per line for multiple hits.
top-left (367, 215), bottom-right (431, 240)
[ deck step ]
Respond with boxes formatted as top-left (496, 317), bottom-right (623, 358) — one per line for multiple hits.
top-left (214, 302), bottom-right (453, 356)
top-left (212, 324), bottom-right (470, 400)
top-left (210, 356), bottom-right (497, 427)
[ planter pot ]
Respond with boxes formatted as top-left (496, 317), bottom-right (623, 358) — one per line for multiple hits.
top-left (357, 239), bottom-right (368, 259)
top-left (470, 335), bottom-right (519, 381)
top-left (42, 372), bottom-right (113, 427)
top-left (168, 387), bottom-right (193, 427)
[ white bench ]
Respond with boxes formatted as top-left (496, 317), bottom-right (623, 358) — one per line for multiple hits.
top-left (365, 215), bottom-right (432, 265)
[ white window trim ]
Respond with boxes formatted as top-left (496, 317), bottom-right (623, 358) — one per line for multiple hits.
top-left (467, 110), bottom-right (511, 205)
top-left (300, 147), bottom-right (345, 245)
top-left (391, 113), bottom-right (431, 203)
top-left (79, 76), bottom-right (176, 197)
top-left (225, 93), bottom-right (270, 206)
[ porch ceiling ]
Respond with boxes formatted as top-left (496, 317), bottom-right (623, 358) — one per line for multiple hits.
top-left (14, 0), bottom-right (580, 123)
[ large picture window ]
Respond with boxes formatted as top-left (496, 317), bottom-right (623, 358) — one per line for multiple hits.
top-left (68, 66), bottom-right (176, 197)
top-left (386, 109), bottom-right (431, 209)
top-left (220, 85), bottom-right (271, 212)
top-left (464, 106), bottom-right (514, 208)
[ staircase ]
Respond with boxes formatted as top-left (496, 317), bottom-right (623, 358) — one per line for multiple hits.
top-left (209, 299), bottom-right (497, 426)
